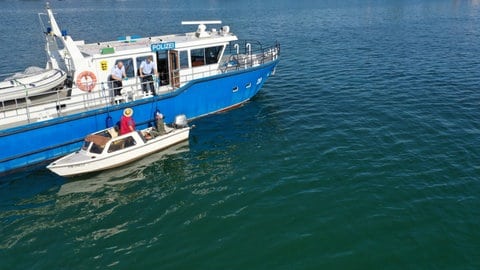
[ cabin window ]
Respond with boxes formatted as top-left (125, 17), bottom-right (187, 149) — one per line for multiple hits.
top-left (191, 45), bottom-right (223, 67)
top-left (191, 48), bottom-right (205, 67)
top-left (205, 46), bottom-right (222, 64)
top-left (115, 58), bottom-right (135, 78)
top-left (136, 56), bottom-right (150, 76)
top-left (89, 143), bottom-right (104, 154)
top-left (107, 136), bottom-right (136, 153)
top-left (179, 51), bottom-right (189, 69)
top-left (81, 141), bottom-right (90, 151)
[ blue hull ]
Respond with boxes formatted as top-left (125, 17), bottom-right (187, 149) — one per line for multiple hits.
top-left (0, 61), bottom-right (278, 175)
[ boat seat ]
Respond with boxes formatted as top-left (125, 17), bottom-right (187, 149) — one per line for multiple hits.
top-left (137, 131), bottom-right (147, 143)
top-left (113, 95), bottom-right (125, 104)
top-left (164, 125), bottom-right (174, 133)
top-left (107, 127), bottom-right (118, 138)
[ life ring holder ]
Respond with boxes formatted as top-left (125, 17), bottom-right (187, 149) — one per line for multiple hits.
top-left (76, 71), bottom-right (97, 92)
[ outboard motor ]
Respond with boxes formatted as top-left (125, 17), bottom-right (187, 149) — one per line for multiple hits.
top-left (173, 114), bottom-right (188, 128)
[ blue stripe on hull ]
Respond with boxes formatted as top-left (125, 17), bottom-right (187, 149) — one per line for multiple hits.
top-left (0, 61), bottom-right (278, 174)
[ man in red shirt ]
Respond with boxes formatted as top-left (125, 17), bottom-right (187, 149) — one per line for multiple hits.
top-left (120, 108), bottom-right (135, 135)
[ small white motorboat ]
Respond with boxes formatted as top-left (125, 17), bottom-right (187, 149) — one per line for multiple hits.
top-left (56, 141), bottom-right (189, 195)
top-left (47, 114), bottom-right (192, 177)
top-left (0, 67), bottom-right (67, 101)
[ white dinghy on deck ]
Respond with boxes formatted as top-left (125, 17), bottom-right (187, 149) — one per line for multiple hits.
top-left (0, 67), bottom-right (66, 102)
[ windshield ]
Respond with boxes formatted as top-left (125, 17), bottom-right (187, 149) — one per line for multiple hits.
top-left (89, 143), bottom-right (104, 154)
top-left (81, 141), bottom-right (91, 151)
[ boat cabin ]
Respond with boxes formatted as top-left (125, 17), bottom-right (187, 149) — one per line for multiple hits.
top-left (81, 128), bottom-right (140, 156)
top-left (70, 21), bottom-right (237, 97)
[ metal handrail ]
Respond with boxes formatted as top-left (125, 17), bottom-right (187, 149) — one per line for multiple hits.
top-left (1, 41), bottom-right (280, 127)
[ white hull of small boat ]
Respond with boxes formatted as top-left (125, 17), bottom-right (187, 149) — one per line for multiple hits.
top-left (0, 67), bottom-right (66, 101)
top-left (47, 123), bottom-right (190, 177)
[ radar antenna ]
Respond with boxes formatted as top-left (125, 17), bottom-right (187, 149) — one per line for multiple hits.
top-left (182, 21), bottom-right (223, 38)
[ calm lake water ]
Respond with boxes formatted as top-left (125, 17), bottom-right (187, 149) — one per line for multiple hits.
top-left (1, 0), bottom-right (480, 269)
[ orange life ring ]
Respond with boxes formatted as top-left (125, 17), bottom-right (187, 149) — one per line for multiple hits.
top-left (76, 71), bottom-right (97, 92)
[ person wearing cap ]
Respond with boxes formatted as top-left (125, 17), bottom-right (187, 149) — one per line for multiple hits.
top-left (152, 111), bottom-right (167, 137)
top-left (139, 56), bottom-right (157, 95)
top-left (119, 108), bottom-right (136, 135)
top-left (143, 111), bottom-right (166, 139)
top-left (155, 111), bottom-right (167, 135)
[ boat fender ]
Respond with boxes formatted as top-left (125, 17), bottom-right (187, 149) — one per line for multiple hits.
top-left (106, 115), bottom-right (113, 128)
top-left (76, 71), bottom-right (97, 92)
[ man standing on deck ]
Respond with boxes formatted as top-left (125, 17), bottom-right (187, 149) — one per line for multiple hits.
top-left (139, 55), bottom-right (157, 95)
top-left (110, 61), bottom-right (126, 96)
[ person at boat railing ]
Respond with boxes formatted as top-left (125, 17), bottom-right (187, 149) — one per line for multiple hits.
top-left (109, 61), bottom-right (127, 97)
top-left (119, 108), bottom-right (136, 135)
top-left (155, 111), bottom-right (166, 134)
top-left (139, 55), bottom-right (158, 96)
top-left (143, 111), bottom-right (166, 140)
top-left (153, 111), bottom-right (167, 135)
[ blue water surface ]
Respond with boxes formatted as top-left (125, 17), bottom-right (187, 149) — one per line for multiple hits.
top-left (1, 0), bottom-right (479, 269)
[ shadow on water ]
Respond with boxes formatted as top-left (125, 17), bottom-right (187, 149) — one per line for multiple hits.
top-left (0, 141), bottom-right (192, 245)
top-left (0, 166), bottom-right (65, 208)
top-left (0, 141), bottom-right (190, 212)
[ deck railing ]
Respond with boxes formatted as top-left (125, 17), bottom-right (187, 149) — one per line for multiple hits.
top-left (220, 40), bottom-right (280, 72)
top-left (0, 41), bottom-right (280, 128)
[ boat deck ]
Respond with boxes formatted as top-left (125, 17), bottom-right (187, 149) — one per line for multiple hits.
top-left (1, 40), bottom-right (280, 130)
top-left (0, 89), bottom-right (96, 130)
top-left (0, 82), bottom-right (163, 130)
